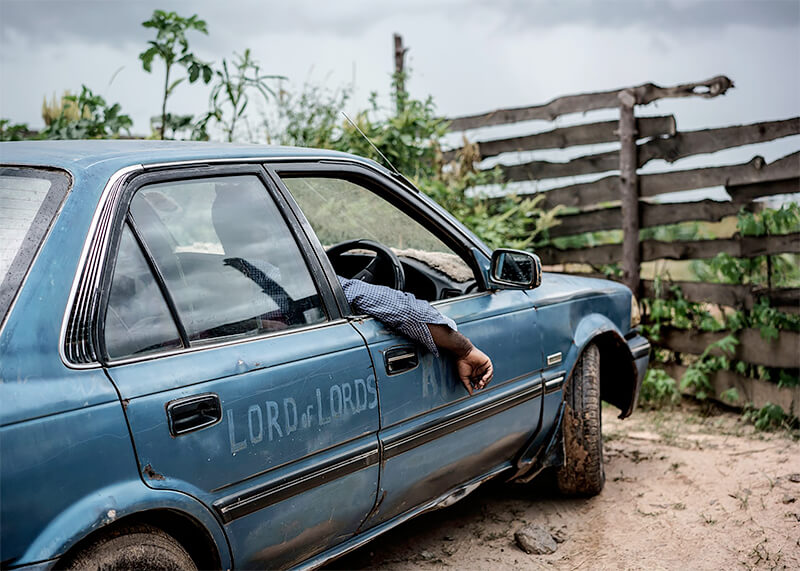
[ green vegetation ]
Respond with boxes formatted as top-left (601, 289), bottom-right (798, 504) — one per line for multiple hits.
top-left (40, 85), bottom-right (132, 139)
top-left (639, 369), bottom-right (680, 409)
top-left (139, 9), bottom-right (212, 139)
top-left (742, 403), bottom-right (795, 432)
top-left (197, 49), bottom-right (285, 142)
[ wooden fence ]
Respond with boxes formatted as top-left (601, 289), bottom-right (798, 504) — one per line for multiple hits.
top-left (446, 76), bottom-right (800, 413)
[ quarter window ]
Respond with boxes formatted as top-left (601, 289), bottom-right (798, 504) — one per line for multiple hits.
top-left (104, 225), bottom-right (182, 359)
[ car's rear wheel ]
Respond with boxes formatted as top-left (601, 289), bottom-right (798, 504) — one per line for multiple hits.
top-left (556, 343), bottom-right (605, 496)
top-left (60, 524), bottom-right (196, 571)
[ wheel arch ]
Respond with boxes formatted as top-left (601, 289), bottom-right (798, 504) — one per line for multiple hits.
top-left (19, 480), bottom-right (231, 570)
top-left (572, 314), bottom-right (638, 419)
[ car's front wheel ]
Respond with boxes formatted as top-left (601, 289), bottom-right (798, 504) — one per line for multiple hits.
top-left (556, 343), bottom-right (605, 496)
top-left (60, 524), bottom-right (196, 571)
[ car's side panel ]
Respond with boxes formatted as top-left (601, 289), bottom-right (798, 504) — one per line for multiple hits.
top-left (106, 322), bottom-right (380, 569)
top-left (0, 168), bottom-right (121, 427)
top-left (350, 290), bottom-right (544, 527)
top-left (0, 401), bottom-right (145, 567)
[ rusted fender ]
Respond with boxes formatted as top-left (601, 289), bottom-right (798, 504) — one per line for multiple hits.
top-left (20, 479), bottom-right (231, 569)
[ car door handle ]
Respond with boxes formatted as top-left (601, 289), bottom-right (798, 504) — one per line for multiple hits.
top-left (167, 393), bottom-right (222, 436)
top-left (384, 346), bottom-right (419, 375)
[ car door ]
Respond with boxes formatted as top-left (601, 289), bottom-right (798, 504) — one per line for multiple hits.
top-left (99, 166), bottom-right (380, 569)
top-left (272, 165), bottom-right (546, 526)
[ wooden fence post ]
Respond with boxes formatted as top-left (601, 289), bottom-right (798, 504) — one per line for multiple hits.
top-left (618, 89), bottom-right (641, 294)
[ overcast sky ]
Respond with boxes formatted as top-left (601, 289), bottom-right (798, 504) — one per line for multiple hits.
top-left (1, 0), bottom-right (799, 176)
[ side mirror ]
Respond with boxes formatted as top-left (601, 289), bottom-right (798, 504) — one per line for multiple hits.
top-left (489, 249), bottom-right (542, 289)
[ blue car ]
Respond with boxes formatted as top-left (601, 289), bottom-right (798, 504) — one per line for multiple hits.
top-left (0, 141), bottom-right (649, 570)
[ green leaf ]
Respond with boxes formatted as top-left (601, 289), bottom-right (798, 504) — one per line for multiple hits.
top-left (167, 77), bottom-right (185, 95)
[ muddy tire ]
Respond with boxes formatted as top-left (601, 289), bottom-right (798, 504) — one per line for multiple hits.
top-left (59, 524), bottom-right (196, 571)
top-left (556, 343), bottom-right (604, 496)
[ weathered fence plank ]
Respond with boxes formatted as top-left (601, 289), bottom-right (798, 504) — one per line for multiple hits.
top-left (448, 76), bottom-right (733, 131)
top-left (497, 118), bottom-right (800, 182)
top-left (538, 232), bottom-right (800, 265)
top-left (518, 151), bottom-right (800, 211)
top-left (640, 280), bottom-right (800, 313)
top-left (640, 152), bottom-right (800, 198)
top-left (442, 116), bottom-right (676, 162)
top-left (638, 117), bottom-right (800, 166)
top-left (656, 327), bottom-right (800, 369)
top-left (662, 362), bottom-right (800, 415)
top-left (546, 199), bottom-right (750, 238)
top-left (727, 177), bottom-right (800, 203)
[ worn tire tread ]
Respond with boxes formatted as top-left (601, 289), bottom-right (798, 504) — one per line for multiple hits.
top-left (59, 524), bottom-right (196, 571)
top-left (556, 343), bottom-right (605, 496)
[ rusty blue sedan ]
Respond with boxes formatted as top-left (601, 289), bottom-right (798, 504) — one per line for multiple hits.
top-left (0, 141), bottom-right (649, 570)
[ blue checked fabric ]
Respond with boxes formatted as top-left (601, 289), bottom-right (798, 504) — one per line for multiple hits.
top-left (338, 276), bottom-right (457, 357)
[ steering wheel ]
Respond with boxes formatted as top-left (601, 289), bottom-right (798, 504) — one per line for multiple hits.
top-left (326, 239), bottom-right (406, 291)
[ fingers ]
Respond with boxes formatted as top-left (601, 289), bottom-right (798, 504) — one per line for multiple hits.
top-left (475, 361), bottom-right (493, 390)
top-left (460, 375), bottom-right (474, 396)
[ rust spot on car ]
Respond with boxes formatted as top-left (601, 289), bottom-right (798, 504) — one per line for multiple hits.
top-left (143, 463), bottom-right (165, 480)
top-left (121, 398), bottom-right (130, 410)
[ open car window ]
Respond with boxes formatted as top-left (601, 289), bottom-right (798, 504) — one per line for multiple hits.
top-left (281, 176), bottom-right (476, 301)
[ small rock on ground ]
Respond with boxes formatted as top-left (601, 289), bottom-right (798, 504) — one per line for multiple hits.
top-left (514, 524), bottom-right (558, 555)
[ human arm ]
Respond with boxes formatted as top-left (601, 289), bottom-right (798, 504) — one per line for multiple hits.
top-left (339, 276), bottom-right (494, 394)
top-left (428, 324), bottom-right (494, 395)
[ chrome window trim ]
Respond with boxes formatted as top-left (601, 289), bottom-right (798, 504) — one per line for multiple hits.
top-left (59, 164), bottom-right (143, 369)
top-left (103, 318), bottom-right (350, 368)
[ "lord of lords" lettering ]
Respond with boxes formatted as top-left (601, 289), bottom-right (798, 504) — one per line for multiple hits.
top-left (227, 376), bottom-right (378, 454)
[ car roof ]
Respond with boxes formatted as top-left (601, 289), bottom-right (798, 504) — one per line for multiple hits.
top-left (0, 140), bottom-right (381, 178)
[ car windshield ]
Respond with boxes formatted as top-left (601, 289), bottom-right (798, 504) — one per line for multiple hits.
top-left (0, 166), bottom-right (71, 323)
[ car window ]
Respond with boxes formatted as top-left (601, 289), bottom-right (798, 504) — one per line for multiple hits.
top-left (282, 176), bottom-right (474, 284)
top-left (0, 167), bottom-right (70, 324)
top-left (104, 225), bottom-right (183, 359)
top-left (129, 175), bottom-right (326, 345)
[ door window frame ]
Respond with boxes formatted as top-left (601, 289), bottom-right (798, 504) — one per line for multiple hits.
top-left (267, 161), bottom-right (490, 312)
top-left (96, 163), bottom-right (344, 366)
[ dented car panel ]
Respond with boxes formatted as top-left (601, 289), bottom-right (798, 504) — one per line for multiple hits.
top-left (0, 141), bottom-right (649, 570)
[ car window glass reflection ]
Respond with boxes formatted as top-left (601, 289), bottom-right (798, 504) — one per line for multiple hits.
top-left (129, 175), bottom-right (326, 344)
top-left (104, 225), bottom-right (182, 359)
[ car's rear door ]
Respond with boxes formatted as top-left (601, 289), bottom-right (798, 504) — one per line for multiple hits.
top-left (99, 166), bottom-right (379, 569)
top-left (273, 165), bottom-right (546, 527)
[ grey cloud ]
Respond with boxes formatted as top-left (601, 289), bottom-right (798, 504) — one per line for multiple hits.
top-left (502, 0), bottom-right (800, 31)
top-left (0, 0), bottom-right (394, 48)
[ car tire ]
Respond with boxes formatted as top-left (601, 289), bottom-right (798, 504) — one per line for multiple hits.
top-left (556, 343), bottom-right (605, 496)
top-left (60, 524), bottom-right (197, 571)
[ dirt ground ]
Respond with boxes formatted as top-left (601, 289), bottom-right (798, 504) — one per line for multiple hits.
top-left (331, 402), bottom-right (800, 570)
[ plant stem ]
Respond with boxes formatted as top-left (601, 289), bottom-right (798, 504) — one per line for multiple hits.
top-left (161, 63), bottom-right (170, 140)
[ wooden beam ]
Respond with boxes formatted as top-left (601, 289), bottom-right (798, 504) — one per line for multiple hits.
top-left (638, 117), bottom-right (799, 166)
top-left (537, 232), bottom-right (800, 265)
top-left (546, 199), bottom-right (749, 238)
top-left (496, 118), bottom-right (800, 182)
top-left (656, 327), bottom-right (800, 369)
top-left (515, 151), bottom-right (800, 211)
top-left (727, 177), bottom-right (800, 203)
top-left (640, 280), bottom-right (800, 313)
top-left (441, 116), bottom-right (676, 161)
top-left (447, 75), bottom-right (733, 131)
top-left (661, 362), bottom-right (800, 415)
top-left (639, 152), bottom-right (800, 199)
top-left (619, 90), bottom-right (640, 294)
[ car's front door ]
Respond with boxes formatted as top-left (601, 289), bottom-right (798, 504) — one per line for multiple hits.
top-left (99, 167), bottom-right (379, 569)
top-left (275, 167), bottom-right (545, 527)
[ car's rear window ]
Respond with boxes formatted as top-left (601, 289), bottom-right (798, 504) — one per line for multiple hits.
top-left (0, 166), bottom-right (71, 326)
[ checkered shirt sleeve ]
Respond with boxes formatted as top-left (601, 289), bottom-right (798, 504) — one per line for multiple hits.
top-left (338, 276), bottom-right (457, 357)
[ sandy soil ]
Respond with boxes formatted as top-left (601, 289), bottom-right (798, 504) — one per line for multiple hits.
top-left (330, 403), bottom-right (800, 570)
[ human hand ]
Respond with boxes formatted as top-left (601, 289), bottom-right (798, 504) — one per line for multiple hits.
top-left (456, 347), bottom-right (494, 395)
